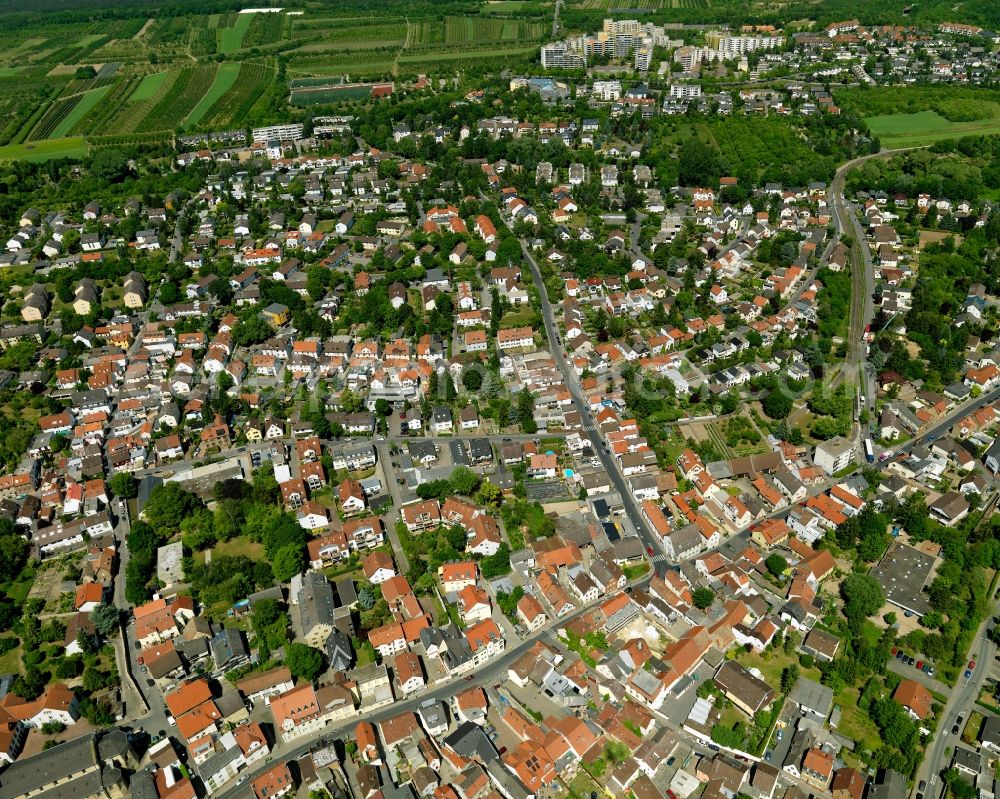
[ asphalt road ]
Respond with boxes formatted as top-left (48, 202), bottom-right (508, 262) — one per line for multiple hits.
top-left (212, 581), bottom-right (647, 799)
top-left (914, 611), bottom-right (998, 797)
top-left (519, 239), bottom-right (668, 571)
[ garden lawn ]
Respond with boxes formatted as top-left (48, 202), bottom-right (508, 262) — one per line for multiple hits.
top-left (835, 685), bottom-right (884, 754)
top-left (202, 535), bottom-right (265, 562)
top-left (184, 62), bottom-right (240, 128)
top-left (0, 643), bottom-right (20, 675)
top-left (734, 647), bottom-right (822, 689)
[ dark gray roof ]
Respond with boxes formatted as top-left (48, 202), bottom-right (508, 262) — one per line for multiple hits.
top-left (469, 438), bottom-right (493, 462)
top-left (443, 721), bottom-right (499, 762)
top-left (297, 571), bottom-right (336, 637)
top-left (326, 627), bottom-right (354, 672)
top-left (198, 739), bottom-right (244, 783)
top-left (210, 627), bottom-right (249, 668)
top-left (0, 731), bottom-right (131, 799)
top-left (869, 768), bottom-right (908, 799)
top-left (129, 769), bottom-right (159, 799)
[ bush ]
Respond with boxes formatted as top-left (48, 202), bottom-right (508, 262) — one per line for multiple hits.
top-left (40, 721), bottom-right (66, 735)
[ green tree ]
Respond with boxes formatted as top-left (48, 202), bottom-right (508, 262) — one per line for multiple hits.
top-left (765, 554), bottom-right (787, 577)
top-left (475, 480), bottom-right (502, 508)
top-left (89, 604), bottom-right (120, 637)
top-left (450, 466), bottom-right (481, 497)
top-left (781, 664), bottom-right (799, 693)
top-left (286, 642), bottom-right (326, 683)
top-left (693, 587), bottom-right (715, 610)
top-left (108, 472), bottom-right (138, 499)
top-left (272, 545), bottom-right (305, 582)
top-left (462, 370), bottom-right (483, 391)
top-left (840, 573), bottom-right (885, 621)
top-left (40, 721), bottom-right (66, 735)
top-left (480, 544), bottom-right (512, 579)
top-left (762, 389), bottom-right (793, 420)
top-left (90, 148), bottom-right (130, 182)
top-left (0, 521), bottom-right (29, 583)
top-left (142, 483), bottom-right (204, 537)
top-left (357, 586), bottom-right (376, 610)
top-left (517, 387), bottom-right (536, 433)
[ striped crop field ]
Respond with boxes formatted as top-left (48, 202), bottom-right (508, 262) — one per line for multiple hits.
top-left (136, 65), bottom-right (215, 132)
top-left (50, 86), bottom-right (110, 138)
top-left (183, 62), bottom-right (241, 128)
top-left (199, 60), bottom-right (275, 127)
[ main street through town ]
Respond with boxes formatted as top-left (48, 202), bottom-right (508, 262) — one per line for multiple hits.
top-left (212, 578), bottom-right (651, 799)
top-left (519, 238), bottom-right (671, 571)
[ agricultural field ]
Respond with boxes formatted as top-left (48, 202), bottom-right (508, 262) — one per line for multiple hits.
top-left (578, 0), bottom-right (706, 7)
top-left (183, 62), bottom-right (241, 128)
top-left (135, 64), bottom-right (216, 133)
top-left (291, 22), bottom-right (408, 50)
top-left (130, 72), bottom-right (169, 103)
top-left (835, 85), bottom-right (1000, 121)
top-left (243, 12), bottom-right (286, 48)
top-left (287, 50), bottom-right (397, 80)
top-left (0, 137), bottom-right (88, 161)
top-left (481, 0), bottom-right (553, 13)
top-left (196, 60), bottom-right (276, 128)
top-left (398, 45), bottom-right (538, 73)
top-left (218, 13), bottom-right (254, 54)
top-left (29, 93), bottom-right (83, 141)
top-left (50, 87), bottom-right (111, 139)
top-left (0, 3), bottom-right (557, 154)
top-left (409, 16), bottom-right (547, 45)
top-left (864, 111), bottom-right (1000, 148)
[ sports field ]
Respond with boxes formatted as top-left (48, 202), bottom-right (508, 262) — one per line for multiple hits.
top-left (865, 110), bottom-right (1000, 147)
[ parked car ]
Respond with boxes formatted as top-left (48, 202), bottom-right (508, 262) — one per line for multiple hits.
top-left (965, 669), bottom-right (973, 679)
top-left (916, 660), bottom-right (923, 670)
top-left (969, 660), bottom-right (977, 669)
